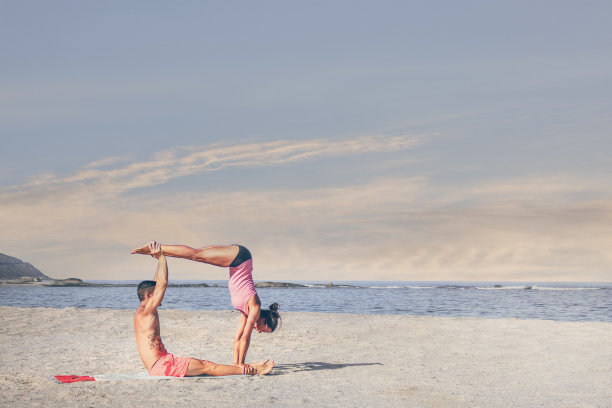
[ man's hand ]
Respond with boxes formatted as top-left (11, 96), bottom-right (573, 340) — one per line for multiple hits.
top-left (149, 241), bottom-right (163, 258)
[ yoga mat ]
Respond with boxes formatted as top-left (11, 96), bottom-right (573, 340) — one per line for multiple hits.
top-left (54, 372), bottom-right (240, 383)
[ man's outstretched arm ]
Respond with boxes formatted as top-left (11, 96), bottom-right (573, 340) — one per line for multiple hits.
top-left (146, 243), bottom-right (168, 311)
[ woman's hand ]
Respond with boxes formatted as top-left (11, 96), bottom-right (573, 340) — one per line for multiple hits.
top-left (237, 363), bottom-right (254, 375)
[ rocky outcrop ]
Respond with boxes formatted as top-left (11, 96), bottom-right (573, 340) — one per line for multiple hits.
top-left (0, 253), bottom-right (50, 281)
top-left (43, 278), bottom-right (88, 287)
top-left (255, 282), bottom-right (307, 288)
top-left (42, 280), bottom-right (211, 287)
top-left (3, 276), bottom-right (42, 284)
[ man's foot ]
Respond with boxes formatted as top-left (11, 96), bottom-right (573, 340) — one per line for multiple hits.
top-left (251, 359), bottom-right (275, 375)
top-left (130, 241), bottom-right (157, 255)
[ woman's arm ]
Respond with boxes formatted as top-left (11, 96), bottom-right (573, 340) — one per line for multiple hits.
top-left (233, 314), bottom-right (249, 366)
top-left (233, 302), bottom-right (261, 367)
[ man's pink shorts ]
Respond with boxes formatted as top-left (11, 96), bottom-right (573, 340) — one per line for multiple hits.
top-left (149, 353), bottom-right (191, 377)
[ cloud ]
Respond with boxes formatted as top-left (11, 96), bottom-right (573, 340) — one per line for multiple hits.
top-left (0, 134), bottom-right (428, 278)
top-left (131, 173), bottom-right (611, 282)
top-left (2, 169), bottom-right (611, 281)
top-left (2, 135), bottom-right (611, 282)
top-left (1, 134), bottom-right (427, 205)
top-left (83, 156), bottom-right (130, 169)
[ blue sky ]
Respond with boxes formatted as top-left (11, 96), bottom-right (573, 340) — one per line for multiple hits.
top-left (1, 1), bottom-right (611, 281)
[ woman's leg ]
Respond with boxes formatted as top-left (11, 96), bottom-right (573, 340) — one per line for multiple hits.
top-left (131, 242), bottom-right (239, 267)
top-left (162, 244), bottom-right (239, 267)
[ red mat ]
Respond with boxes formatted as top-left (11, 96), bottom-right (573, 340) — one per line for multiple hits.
top-left (54, 375), bottom-right (96, 383)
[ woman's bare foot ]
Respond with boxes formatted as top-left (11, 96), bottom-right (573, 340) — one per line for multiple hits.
top-left (130, 241), bottom-right (157, 255)
top-left (251, 359), bottom-right (275, 375)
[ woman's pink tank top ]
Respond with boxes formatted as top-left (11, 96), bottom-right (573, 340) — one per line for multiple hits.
top-left (228, 259), bottom-right (256, 315)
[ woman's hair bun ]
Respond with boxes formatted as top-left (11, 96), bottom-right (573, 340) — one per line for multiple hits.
top-left (269, 303), bottom-right (279, 312)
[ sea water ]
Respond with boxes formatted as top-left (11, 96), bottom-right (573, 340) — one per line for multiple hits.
top-left (0, 281), bottom-right (610, 322)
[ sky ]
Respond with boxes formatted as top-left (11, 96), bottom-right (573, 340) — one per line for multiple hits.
top-left (1, 1), bottom-right (611, 282)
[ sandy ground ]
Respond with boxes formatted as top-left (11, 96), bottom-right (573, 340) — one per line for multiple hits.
top-left (0, 306), bottom-right (610, 408)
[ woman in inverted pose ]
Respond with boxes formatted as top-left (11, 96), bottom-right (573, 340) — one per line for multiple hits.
top-left (131, 242), bottom-right (280, 373)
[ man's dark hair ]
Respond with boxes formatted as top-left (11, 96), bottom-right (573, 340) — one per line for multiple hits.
top-left (137, 280), bottom-right (156, 301)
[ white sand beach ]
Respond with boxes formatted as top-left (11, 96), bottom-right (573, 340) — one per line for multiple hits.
top-left (0, 306), bottom-right (610, 407)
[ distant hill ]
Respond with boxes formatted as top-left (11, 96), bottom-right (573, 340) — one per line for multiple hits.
top-left (0, 253), bottom-right (51, 280)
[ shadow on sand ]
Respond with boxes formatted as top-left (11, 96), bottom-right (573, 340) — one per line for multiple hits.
top-left (271, 361), bottom-right (383, 375)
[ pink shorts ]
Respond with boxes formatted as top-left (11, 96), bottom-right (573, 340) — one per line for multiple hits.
top-left (149, 353), bottom-right (191, 377)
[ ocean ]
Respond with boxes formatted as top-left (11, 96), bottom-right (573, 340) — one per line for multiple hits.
top-left (0, 281), bottom-right (610, 322)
